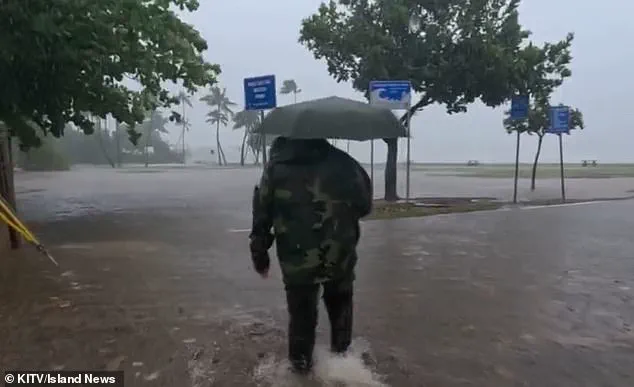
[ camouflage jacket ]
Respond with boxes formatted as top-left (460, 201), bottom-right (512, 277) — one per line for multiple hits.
top-left (249, 138), bottom-right (372, 285)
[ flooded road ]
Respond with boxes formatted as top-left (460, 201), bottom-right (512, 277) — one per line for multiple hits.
top-left (2, 167), bottom-right (633, 386)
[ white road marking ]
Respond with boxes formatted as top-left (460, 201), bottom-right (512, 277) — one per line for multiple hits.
top-left (228, 228), bottom-right (250, 233)
top-left (521, 200), bottom-right (609, 211)
top-left (230, 220), bottom-right (368, 232)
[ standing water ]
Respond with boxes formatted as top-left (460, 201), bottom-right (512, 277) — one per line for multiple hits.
top-left (253, 340), bottom-right (387, 386)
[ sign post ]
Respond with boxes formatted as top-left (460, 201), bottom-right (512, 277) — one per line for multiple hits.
top-left (405, 109), bottom-right (412, 202)
top-left (370, 140), bottom-right (374, 183)
top-left (510, 95), bottom-right (529, 204)
top-left (547, 105), bottom-right (570, 202)
top-left (369, 80), bottom-right (412, 201)
top-left (244, 75), bottom-right (277, 165)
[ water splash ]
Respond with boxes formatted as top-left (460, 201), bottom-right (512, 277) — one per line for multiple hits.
top-left (254, 340), bottom-right (388, 387)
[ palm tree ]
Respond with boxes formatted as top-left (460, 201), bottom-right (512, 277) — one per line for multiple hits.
top-left (99, 117), bottom-right (116, 168)
top-left (177, 91), bottom-right (193, 164)
top-left (233, 110), bottom-right (261, 166)
top-left (115, 121), bottom-right (123, 167)
top-left (205, 110), bottom-right (230, 165)
top-left (280, 79), bottom-right (302, 103)
top-left (200, 87), bottom-right (236, 165)
top-left (247, 132), bottom-right (277, 165)
top-left (141, 110), bottom-right (169, 167)
top-left (247, 133), bottom-right (262, 165)
top-left (85, 113), bottom-right (116, 168)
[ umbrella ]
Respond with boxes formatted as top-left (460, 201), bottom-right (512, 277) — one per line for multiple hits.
top-left (253, 96), bottom-right (407, 141)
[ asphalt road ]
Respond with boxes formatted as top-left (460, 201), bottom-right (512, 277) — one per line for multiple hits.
top-left (0, 167), bottom-right (632, 386)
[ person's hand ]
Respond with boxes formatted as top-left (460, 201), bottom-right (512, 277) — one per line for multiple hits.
top-left (253, 252), bottom-right (270, 279)
top-left (255, 265), bottom-right (269, 279)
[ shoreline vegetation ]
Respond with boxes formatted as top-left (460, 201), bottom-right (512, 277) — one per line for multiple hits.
top-left (368, 196), bottom-right (634, 220)
top-left (369, 197), bottom-right (502, 220)
top-left (14, 162), bottom-right (634, 179)
top-left (365, 163), bottom-right (634, 179)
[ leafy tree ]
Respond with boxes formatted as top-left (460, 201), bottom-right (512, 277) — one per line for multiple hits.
top-left (177, 91), bottom-right (193, 163)
top-left (58, 124), bottom-right (114, 165)
top-left (300, 0), bottom-right (574, 201)
top-left (200, 87), bottom-right (236, 165)
top-left (118, 119), bottom-right (180, 166)
top-left (140, 110), bottom-right (169, 167)
top-left (502, 36), bottom-right (580, 190)
top-left (93, 117), bottom-right (116, 168)
top-left (0, 0), bottom-right (219, 149)
top-left (505, 97), bottom-right (584, 190)
top-left (233, 110), bottom-right (262, 166)
top-left (16, 135), bottom-right (70, 171)
top-left (115, 121), bottom-right (124, 167)
top-left (280, 79), bottom-right (302, 103)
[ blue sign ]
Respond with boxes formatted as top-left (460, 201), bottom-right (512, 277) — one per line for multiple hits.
top-left (244, 75), bottom-right (277, 110)
top-left (369, 80), bottom-right (412, 109)
top-left (548, 106), bottom-right (570, 134)
top-left (510, 95), bottom-right (529, 120)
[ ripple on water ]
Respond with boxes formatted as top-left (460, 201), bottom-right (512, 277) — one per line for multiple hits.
top-left (253, 340), bottom-right (388, 387)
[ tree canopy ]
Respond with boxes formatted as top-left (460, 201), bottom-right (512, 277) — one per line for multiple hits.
top-left (504, 98), bottom-right (584, 136)
top-left (200, 87), bottom-right (237, 117)
top-left (0, 0), bottom-right (220, 149)
top-left (233, 109), bottom-right (262, 165)
top-left (299, 0), bottom-right (575, 200)
top-left (280, 79), bottom-right (302, 102)
top-left (300, 0), bottom-right (574, 118)
top-left (201, 86), bottom-right (236, 165)
top-left (503, 37), bottom-right (583, 138)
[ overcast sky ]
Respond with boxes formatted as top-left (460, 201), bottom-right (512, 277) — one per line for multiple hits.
top-left (165, 0), bottom-right (634, 164)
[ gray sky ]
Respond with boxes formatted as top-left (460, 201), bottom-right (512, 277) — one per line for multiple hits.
top-left (165, 0), bottom-right (634, 164)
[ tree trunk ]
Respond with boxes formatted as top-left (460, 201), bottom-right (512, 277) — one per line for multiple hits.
top-left (215, 120), bottom-right (222, 165)
top-left (531, 134), bottom-right (544, 191)
top-left (261, 140), bottom-right (267, 165)
top-left (180, 126), bottom-right (186, 164)
top-left (254, 147), bottom-right (260, 165)
top-left (219, 143), bottom-right (227, 165)
top-left (116, 122), bottom-right (122, 168)
top-left (182, 104), bottom-right (187, 164)
top-left (0, 136), bottom-right (19, 249)
top-left (384, 138), bottom-right (398, 201)
top-left (244, 144), bottom-right (251, 164)
top-left (96, 120), bottom-right (115, 168)
top-left (181, 129), bottom-right (186, 164)
top-left (144, 131), bottom-right (150, 168)
top-left (240, 129), bottom-right (248, 166)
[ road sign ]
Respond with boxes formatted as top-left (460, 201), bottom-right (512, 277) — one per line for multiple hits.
top-left (244, 75), bottom-right (277, 111)
top-left (369, 80), bottom-right (412, 109)
top-left (548, 106), bottom-right (570, 134)
top-left (510, 95), bottom-right (529, 120)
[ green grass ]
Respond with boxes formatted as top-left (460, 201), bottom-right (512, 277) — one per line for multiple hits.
top-left (368, 199), bottom-right (501, 220)
top-left (410, 163), bottom-right (634, 179)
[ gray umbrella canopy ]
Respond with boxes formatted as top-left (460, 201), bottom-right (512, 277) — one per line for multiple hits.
top-left (253, 96), bottom-right (407, 141)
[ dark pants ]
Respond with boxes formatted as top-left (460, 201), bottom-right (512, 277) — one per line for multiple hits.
top-left (285, 280), bottom-right (353, 372)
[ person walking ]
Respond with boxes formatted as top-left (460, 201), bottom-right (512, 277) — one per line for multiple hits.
top-left (249, 137), bottom-right (372, 374)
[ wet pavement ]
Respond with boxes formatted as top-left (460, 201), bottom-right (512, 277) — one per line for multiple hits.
top-left (1, 167), bottom-right (633, 386)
